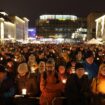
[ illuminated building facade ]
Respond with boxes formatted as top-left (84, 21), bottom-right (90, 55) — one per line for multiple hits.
top-left (4, 21), bottom-right (16, 42)
top-left (87, 12), bottom-right (104, 39)
top-left (0, 18), bottom-right (4, 43)
top-left (11, 16), bottom-right (25, 41)
top-left (11, 16), bottom-right (29, 42)
top-left (23, 17), bottom-right (29, 41)
top-left (95, 15), bottom-right (105, 40)
top-left (0, 11), bottom-right (29, 43)
top-left (36, 15), bottom-right (87, 39)
top-left (0, 12), bottom-right (16, 43)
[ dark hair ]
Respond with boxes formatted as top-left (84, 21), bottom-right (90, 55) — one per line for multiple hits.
top-left (46, 58), bottom-right (55, 66)
top-left (75, 63), bottom-right (84, 70)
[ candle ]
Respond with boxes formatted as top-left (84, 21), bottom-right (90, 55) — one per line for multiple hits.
top-left (31, 67), bottom-right (35, 73)
top-left (14, 58), bottom-right (17, 62)
top-left (0, 57), bottom-right (3, 61)
top-left (85, 72), bottom-right (88, 75)
top-left (22, 89), bottom-right (27, 95)
top-left (62, 79), bottom-right (67, 84)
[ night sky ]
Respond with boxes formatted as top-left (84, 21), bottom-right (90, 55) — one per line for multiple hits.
top-left (0, 0), bottom-right (105, 27)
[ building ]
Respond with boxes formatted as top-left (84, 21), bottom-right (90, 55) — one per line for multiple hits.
top-left (0, 12), bottom-right (16, 43)
top-left (0, 11), bottom-right (29, 43)
top-left (10, 16), bottom-right (29, 42)
top-left (23, 17), bottom-right (29, 41)
top-left (95, 15), bottom-right (105, 40)
top-left (87, 12), bottom-right (104, 40)
top-left (36, 15), bottom-right (87, 40)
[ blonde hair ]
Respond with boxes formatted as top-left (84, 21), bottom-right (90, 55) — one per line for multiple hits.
top-left (98, 63), bottom-right (105, 77)
top-left (17, 63), bottom-right (28, 74)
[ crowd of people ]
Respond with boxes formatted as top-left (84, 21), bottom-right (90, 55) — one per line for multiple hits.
top-left (0, 43), bottom-right (105, 105)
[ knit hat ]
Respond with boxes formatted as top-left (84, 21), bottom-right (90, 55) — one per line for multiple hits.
top-left (17, 63), bottom-right (28, 74)
top-left (75, 63), bottom-right (84, 70)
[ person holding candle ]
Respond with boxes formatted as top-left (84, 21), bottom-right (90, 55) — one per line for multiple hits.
top-left (27, 54), bottom-right (38, 73)
top-left (83, 50), bottom-right (98, 80)
top-left (65, 63), bottom-right (91, 105)
top-left (91, 63), bottom-right (105, 105)
top-left (15, 63), bottom-right (38, 97)
top-left (57, 64), bottom-right (68, 84)
top-left (40, 58), bottom-right (65, 105)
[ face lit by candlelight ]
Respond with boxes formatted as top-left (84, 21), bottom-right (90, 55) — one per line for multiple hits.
top-left (100, 66), bottom-right (105, 76)
top-left (58, 65), bottom-right (65, 74)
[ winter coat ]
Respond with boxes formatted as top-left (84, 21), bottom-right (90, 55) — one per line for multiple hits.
top-left (15, 73), bottom-right (37, 96)
top-left (65, 74), bottom-right (91, 105)
top-left (83, 61), bottom-right (98, 80)
top-left (0, 77), bottom-right (15, 105)
top-left (40, 71), bottom-right (65, 105)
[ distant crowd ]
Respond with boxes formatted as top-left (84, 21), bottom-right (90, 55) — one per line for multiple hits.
top-left (0, 43), bottom-right (105, 105)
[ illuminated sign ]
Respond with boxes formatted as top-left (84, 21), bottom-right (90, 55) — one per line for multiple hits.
top-left (28, 28), bottom-right (36, 37)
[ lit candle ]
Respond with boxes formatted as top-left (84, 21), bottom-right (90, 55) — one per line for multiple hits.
top-left (85, 72), bottom-right (88, 75)
top-left (22, 89), bottom-right (27, 95)
top-left (31, 67), bottom-right (35, 73)
top-left (72, 70), bottom-right (75, 74)
top-left (0, 57), bottom-right (3, 61)
top-left (14, 58), bottom-right (17, 62)
top-left (62, 79), bottom-right (67, 84)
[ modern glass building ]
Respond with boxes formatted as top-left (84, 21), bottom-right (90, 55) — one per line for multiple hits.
top-left (36, 14), bottom-right (87, 39)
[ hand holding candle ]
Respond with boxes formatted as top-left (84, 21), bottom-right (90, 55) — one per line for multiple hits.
top-left (22, 89), bottom-right (27, 95)
top-left (62, 78), bottom-right (67, 84)
top-left (85, 72), bottom-right (88, 75)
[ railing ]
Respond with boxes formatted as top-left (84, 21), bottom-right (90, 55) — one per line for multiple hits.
top-left (14, 95), bottom-right (66, 105)
top-left (52, 97), bottom-right (66, 105)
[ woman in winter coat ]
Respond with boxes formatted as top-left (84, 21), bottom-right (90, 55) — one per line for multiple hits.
top-left (40, 58), bottom-right (65, 105)
top-left (91, 63), bottom-right (105, 105)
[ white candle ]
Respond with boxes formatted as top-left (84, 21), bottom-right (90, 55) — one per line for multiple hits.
top-left (31, 67), bottom-right (35, 73)
top-left (22, 89), bottom-right (27, 95)
top-left (62, 79), bottom-right (67, 84)
top-left (0, 57), bottom-right (3, 60)
top-left (14, 58), bottom-right (17, 62)
top-left (85, 72), bottom-right (88, 75)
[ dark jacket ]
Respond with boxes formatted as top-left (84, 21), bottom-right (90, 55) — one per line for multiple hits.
top-left (15, 73), bottom-right (37, 97)
top-left (65, 74), bottom-right (91, 105)
top-left (83, 61), bottom-right (98, 80)
top-left (0, 77), bottom-right (15, 105)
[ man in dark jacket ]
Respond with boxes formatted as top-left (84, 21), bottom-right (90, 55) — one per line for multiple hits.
top-left (65, 63), bottom-right (91, 105)
top-left (0, 65), bottom-right (15, 105)
top-left (83, 50), bottom-right (98, 80)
